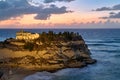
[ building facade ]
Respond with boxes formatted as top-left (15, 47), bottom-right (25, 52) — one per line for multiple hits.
top-left (16, 30), bottom-right (40, 40)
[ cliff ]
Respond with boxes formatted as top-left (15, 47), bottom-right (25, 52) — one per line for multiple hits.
top-left (0, 31), bottom-right (96, 72)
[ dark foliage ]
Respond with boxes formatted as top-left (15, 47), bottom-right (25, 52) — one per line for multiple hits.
top-left (23, 31), bottom-right (83, 51)
top-left (23, 42), bottom-right (34, 51)
top-left (37, 31), bottom-right (83, 42)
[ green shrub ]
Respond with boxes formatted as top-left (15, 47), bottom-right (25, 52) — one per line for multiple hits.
top-left (24, 42), bottom-right (34, 51)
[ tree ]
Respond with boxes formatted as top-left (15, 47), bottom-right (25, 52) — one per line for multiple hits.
top-left (24, 42), bottom-right (34, 51)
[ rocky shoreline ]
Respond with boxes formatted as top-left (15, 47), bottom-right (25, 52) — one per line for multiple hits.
top-left (0, 40), bottom-right (96, 72)
top-left (0, 31), bottom-right (96, 80)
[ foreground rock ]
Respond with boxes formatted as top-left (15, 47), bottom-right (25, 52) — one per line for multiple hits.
top-left (0, 31), bottom-right (96, 73)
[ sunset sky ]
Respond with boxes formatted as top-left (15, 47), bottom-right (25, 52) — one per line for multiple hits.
top-left (0, 0), bottom-right (120, 28)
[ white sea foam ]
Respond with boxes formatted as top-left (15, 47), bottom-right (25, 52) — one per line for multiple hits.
top-left (24, 71), bottom-right (55, 80)
top-left (54, 68), bottom-right (76, 76)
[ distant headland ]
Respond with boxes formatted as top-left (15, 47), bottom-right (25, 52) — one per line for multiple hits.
top-left (0, 30), bottom-right (96, 80)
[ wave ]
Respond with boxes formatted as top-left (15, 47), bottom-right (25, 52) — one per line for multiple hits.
top-left (112, 54), bottom-right (120, 58)
top-left (24, 68), bottom-right (81, 80)
top-left (91, 49), bottom-right (120, 53)
top-left (24, 71), bottom-right (55, 80)
top-left (87, 43), bottom-right (120, 47)
top-left (86, 39), bottom-right (120, 44)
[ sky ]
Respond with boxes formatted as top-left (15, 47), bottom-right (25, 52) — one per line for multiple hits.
top-left (0, 0), bottom-right (120, 28)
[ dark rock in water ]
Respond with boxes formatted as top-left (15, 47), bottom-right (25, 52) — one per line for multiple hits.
top-left (0, 71), bottom-right (3, 78)
top-left (67, 61), bottom-right (87, 68)
top-left (85, 59), bottom-right (97, 64)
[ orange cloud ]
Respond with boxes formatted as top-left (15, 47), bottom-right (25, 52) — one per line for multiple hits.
top-left (0, 11), bottom-right (108, 28)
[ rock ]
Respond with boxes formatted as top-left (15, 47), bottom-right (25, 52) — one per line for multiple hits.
top-left (67, 61), bottom-right (87, 68)
top-left (0, 31), bottom-right (96, 72)
top-left (85, 59), bottom-right (97, 64)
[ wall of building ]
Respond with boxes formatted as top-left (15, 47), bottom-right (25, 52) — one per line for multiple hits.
top-left (16, 31), bottom-right (40, 40)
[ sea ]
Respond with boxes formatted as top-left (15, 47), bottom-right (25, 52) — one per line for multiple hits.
top-left (0, 29), bottom-right (120, 80)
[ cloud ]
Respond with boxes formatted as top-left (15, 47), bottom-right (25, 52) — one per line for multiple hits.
top-left (0, 1), bottom-right (11, 9)
top-left (109, 12), bottom-right (116, 15)
top-left (109, 12), bottom-right (120, 18)
top-left (34, 5), bottom-right (70, 20)
top-left (94, 4), bottom-right (120, 11)
top-left (43, 0), bottom-right (75, 3)
top-left (100, 12), bottom-right (120, 19)
top-left (94, 4), bottom-right (120, 19)
top-left (0, 0), bottom-right (72, 20)
top-left (94, 7), bottom-right (111, 11)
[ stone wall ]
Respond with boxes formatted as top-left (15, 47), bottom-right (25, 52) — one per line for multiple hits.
top-left (16, 31), bottom-right (39, 40)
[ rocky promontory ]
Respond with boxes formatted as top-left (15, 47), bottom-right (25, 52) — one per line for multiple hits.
top-left (0, 31), bottom-right (96, 72)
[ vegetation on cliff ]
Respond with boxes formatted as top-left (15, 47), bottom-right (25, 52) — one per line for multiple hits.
top-left (23, 31), bottom-right (83, 51)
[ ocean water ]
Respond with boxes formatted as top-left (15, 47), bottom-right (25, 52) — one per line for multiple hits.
top-left (0, 29), bottom-right (120, 80)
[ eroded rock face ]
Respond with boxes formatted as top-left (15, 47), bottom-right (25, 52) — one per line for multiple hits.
top-left (0, 35), bottom-right (96, 71)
